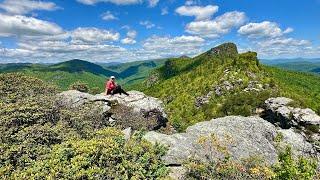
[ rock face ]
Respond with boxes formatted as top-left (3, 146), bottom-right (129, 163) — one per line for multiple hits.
top-left (207, 42), bottom-right (238, 59)
top-left (264, 97), bottom-right (320, 128)
top-left (144, 116), bottom-right (316, 166)
top-left (56, 90), bottom-right (168, 131)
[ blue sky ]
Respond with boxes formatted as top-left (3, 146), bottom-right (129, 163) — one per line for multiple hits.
top-left (0, 0), bottom-right (319, 63)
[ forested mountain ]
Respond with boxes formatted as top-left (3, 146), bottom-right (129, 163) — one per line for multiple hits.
top-left (0, 59), bottom-right (167, 92)
top-left (140, 43), bottom-right (320, 131)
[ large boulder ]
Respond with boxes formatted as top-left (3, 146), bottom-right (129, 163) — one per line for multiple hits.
top-left (264, 97), bottom-right (320, 127)
top-left (56, 90), bottom-right (168, 131)
top-left (144, 116), bottom-right (316, 166)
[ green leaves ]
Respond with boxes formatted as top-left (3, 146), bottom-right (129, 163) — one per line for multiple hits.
top-left (12, 128), bottom-right (168, 179)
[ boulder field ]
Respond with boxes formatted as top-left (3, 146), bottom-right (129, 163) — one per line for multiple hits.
top-left (56, 90), bottom-right (319, 179)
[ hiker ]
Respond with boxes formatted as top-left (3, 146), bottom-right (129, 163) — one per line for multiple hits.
top-left (105, 76), bottom-right (129, 96)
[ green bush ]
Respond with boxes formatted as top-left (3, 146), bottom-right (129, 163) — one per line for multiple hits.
top-left (69, 81), bottom-right (89, 92)
top-left (11, 128), bottom-right (168, 179)
top-left (273, 146), bottom-right (318, 180)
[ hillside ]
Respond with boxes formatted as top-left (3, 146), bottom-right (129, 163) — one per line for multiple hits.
top-left (0, 59), bottom-right (166, 92)
top-left (141, 43), bottom-right (320, 131)
top-left (104, 59), bottom-right (167, 88)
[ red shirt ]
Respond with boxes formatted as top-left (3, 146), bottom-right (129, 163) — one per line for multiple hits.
top-left (106, 80), bottom-right (116, 91)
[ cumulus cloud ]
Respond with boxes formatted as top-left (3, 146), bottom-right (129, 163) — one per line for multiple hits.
top-left (142, 35), bottom-right (205, 57)
top-left (121, 38), bottom-right (136, 44)
top-left (77, 0), bottom-right (143, 5)
top-left (240, 36), bottom-right (314, 58)
top-left (0, 0), bottom-right (59, 15)
top-left (258, 38), bottom-right (310, 48)
top-left (186, 11), bottom-right (247, 38)
top-left (238, 21), bottom-right (293, 38)
top-left (0, 13), bottom-right (64, 37)
top-left (121, 30), bottom-right (137, 44)
top-left (101, 11), bottom-right (118, 21)
top-left (140, 20), bottom-right (155, 29)
top-left (71, 27), bottom-right (120, 44)
top-left (175, 5), bottom-right (218, 21)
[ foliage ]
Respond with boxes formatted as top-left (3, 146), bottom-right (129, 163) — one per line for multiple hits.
top-left (265, 66), bottom-right (320, 113)
top-left (10, 128), bottom-right (168, 179)
top-left (69, 81), bottom-right (90, 92)
top-left (141, 46), bottom-right (320, 131)
top-left (273, 146), bottom-right (318, 180)
top-left (0, 73), bottom-right (168, 179)
top-left (142, 49), bottom-right (276, 131)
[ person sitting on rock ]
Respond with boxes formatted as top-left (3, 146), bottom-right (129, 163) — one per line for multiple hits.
top-left (105, 76), bottom-right (129, 96)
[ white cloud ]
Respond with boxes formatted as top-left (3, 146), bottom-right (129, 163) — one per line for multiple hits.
top-left (258, 38), bottom-right (310, 48)
top-left (283, 27), bottom-right (294, 34)
top-left (161, 7), bottom-right (168, 15)
top-left (240, 37), bottom-right (315, 58)
top-left (121, 38), bottom-right (136, 44)
top-left (140, 20), bottom-right (155, 29)
top-left (238, 21), bottom-right (293, 38)
top-left (186, 11), bottom-right (247, 38)
top-left (0, 0), bottom-right (59, 15)
top-left (126, 30), bottom-right (137, 38)
top-left (142, 35), bottom-right (205, 57)
top-left (71, 27), bottom-right (120, 44)
top-left (175, 5), bottom-right (218, 21)
top-left (77, 0), bottom-right (142, 5)
top-left (101, 11), bottom-right (118, 21)
top-left (0, 13), bottom-right (64, 37)
top-left (121, 30), bottom-right (137, 44)
top-left (148, 0), bottom-right (159, 7)
top-left (185, 0), bottom-right (198, 6)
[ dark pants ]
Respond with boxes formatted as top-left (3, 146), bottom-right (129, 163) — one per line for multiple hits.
top-left (107, 85), bottom-right (129, 95)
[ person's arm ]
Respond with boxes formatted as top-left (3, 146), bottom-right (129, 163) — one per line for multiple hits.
top-left (105, 81), bottom-right (110, 95)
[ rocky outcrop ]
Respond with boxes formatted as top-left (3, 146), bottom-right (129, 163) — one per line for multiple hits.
top-left (207, 42), bottom-right (238, 59)
top-left (56, 90), bottom-right (168, 131)
top-left (144, 116), bottom-right (317, 167)
top-left (264, 97), bottom-right (320, 128)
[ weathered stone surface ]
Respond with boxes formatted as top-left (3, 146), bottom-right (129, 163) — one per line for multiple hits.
top-left (265, 97), bottom-right (320, 127)
top-left (278, 129), bottom-right (317, 156)
top-left (56, 90), bottom-right (168, 130)
top-left (144, 116), bottom-right (316, 166)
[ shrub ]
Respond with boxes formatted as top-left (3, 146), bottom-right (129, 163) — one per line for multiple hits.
top-left (69, 81), bottom-right (89, 92)
top-left (273, 146), bottom-right (318, 180)
top-left (11, 128), bottom-right (168, 179)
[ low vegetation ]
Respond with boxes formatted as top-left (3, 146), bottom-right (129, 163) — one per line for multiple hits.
top-left (0, 73), bottom-right (168, 179)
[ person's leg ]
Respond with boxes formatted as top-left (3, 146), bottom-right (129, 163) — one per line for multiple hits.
top-left (116, 85), bottom-right (129, 96)
top-left (111, 86), bottom-right (121, 95)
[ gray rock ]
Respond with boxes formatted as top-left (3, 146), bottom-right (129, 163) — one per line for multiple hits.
top-left (278, 129), bottom-right (317, 156)
top-left (122, 127), bottom-right (132, 140)
top-left (168, 167), bottom-right (187, 180)
top-left (56, 90), bottom-right (168, 130)
top-left (144, 116), bottom-right (316, 166)
top-left (265, 97), bottom-right (320, 126)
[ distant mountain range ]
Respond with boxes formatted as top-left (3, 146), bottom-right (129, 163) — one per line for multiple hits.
top-left (261, 58), bottom-right (320, 65)
top-left (261, 58), bottom-right (320, 74)
top-left (0, 59), bottom-right (167, 91)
